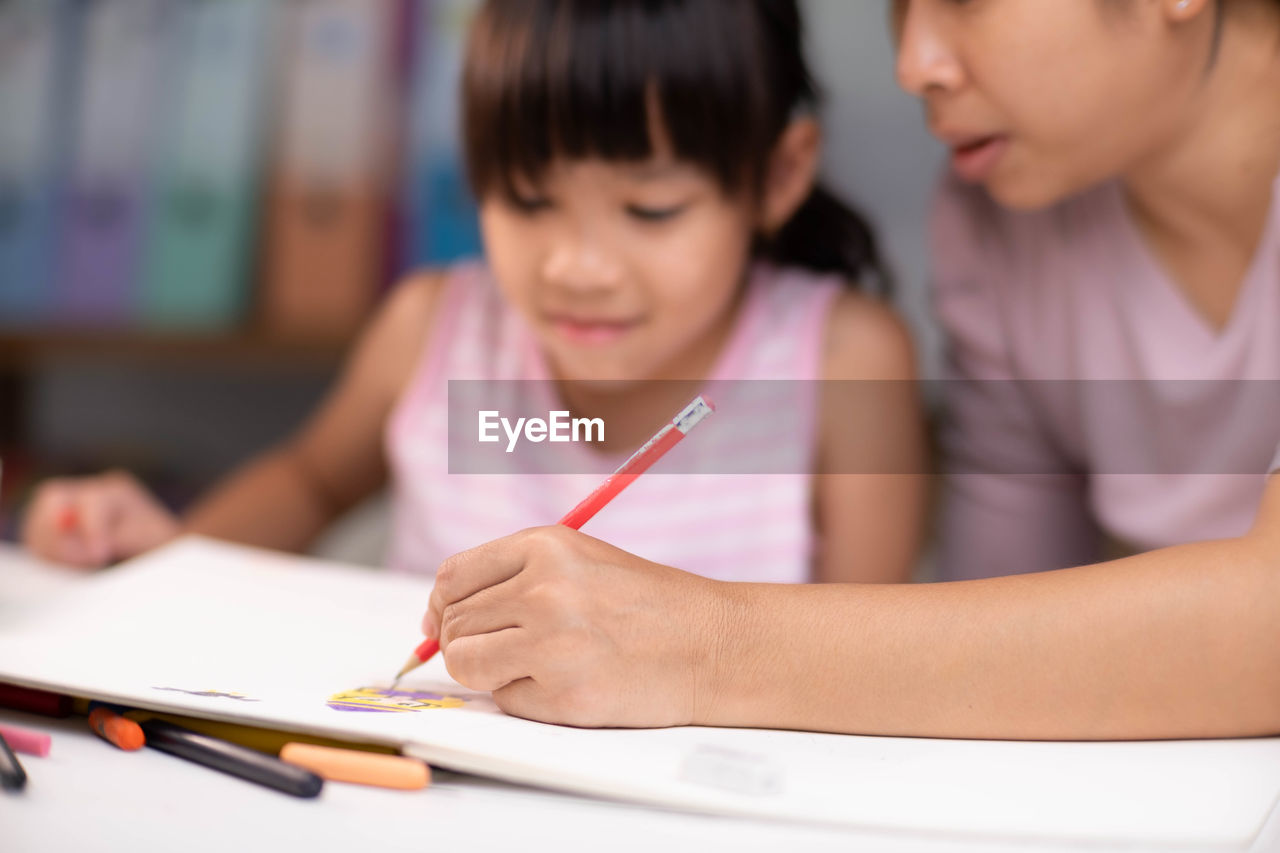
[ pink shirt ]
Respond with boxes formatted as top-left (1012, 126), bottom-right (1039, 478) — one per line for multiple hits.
top-left (933, 171), bottom-right (1280, 581)
top-left (385, 261), bottom-right (841, 581)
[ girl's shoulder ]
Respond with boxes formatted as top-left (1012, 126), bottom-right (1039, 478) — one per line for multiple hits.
top-left (361, 261), bottom-right (490, 400)
top-left (385, 259), bottom-right (491, 323)
top-left (741, 263), bottom-right (915, 382)
top-left (820, 288), bottom-right (917, 382)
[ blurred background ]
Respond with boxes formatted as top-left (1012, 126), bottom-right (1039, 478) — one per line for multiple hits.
top-left (0, 0), bottom-right (943, 550)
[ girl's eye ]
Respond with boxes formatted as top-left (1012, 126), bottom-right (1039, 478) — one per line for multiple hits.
top-left (625, 203), bottom-right (687, 223)
top-left (509, 192), bottom-right (552, 214)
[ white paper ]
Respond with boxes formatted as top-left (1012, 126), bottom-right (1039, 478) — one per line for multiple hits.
top-left (1, 537), bottom-right (1278, 847)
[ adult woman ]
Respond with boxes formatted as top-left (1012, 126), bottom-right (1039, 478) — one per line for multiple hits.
top-left (421, 0), bottom-right (1280, 739)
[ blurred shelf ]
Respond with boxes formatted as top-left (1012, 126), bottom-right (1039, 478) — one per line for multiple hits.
top-left (0, 329), bottom-right (351, 371)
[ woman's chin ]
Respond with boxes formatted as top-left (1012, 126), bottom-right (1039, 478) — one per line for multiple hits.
top-left (983, 169), bottom-right (1083, 212)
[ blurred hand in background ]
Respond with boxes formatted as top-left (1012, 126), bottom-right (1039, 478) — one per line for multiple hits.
top-left (22, 470), bottom-right (180, 568)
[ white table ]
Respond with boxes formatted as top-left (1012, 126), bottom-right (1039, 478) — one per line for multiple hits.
top-left (1, 544), bottom-right (1277, 853)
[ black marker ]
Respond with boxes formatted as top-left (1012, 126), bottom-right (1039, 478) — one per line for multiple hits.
top-left (140, 719), bottom-right (322, 798)
top-left (0, 731), bottom-right (27, 792)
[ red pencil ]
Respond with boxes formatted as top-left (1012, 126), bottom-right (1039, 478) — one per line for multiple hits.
top-left (390, 396), bottom-right (716, 685)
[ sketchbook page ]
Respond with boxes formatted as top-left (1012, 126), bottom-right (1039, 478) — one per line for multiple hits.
top-left (0, 537), bottom-right (490, 743)
top-left (1, 537), bottom-right (1278, 847)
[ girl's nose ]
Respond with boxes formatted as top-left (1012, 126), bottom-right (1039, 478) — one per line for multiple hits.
top-left (894, 1), bottom-right (965, 97)
top-left (542, 238), bottom-right (623, 294)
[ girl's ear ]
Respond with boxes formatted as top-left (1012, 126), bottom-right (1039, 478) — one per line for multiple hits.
top-left (758, 117), bottom-right (822, 236)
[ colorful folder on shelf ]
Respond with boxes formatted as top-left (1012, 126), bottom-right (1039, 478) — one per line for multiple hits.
top-left (403, 0), bottom-right (482, 272)
top-left (260, 0), bottom-right (401, 340)
top-left (139, 0), bottom-right (275, 331)
top-left (0, 0), bottom-right (78, 327)
top-left (55, 0), bottom-right (170, 329)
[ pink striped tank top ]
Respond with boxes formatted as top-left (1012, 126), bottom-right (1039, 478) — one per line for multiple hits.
top-left (385, 261), bottom-right (840, 582)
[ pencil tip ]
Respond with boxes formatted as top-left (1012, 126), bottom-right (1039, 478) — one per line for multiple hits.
top-left (390, 649), bottom-right (426, 690)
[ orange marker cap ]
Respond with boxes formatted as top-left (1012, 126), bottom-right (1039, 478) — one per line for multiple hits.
top-left (280, 743), bottom-right (430, 790)
top-left (89, 707), bottom-right (145, 751)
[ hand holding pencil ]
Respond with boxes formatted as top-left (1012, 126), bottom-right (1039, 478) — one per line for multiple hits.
top-left (406, 397), bottom-right (724, 727)
top-left (391, 396), bottom-right (714, 687)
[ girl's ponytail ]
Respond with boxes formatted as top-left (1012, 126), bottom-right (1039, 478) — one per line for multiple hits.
top-left (761, 185), bottom-right (893, 295)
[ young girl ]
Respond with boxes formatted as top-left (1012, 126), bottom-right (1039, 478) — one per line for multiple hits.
top-left (416, 0), bottom-right (1280, 736)
top-left (23, 0), bottom-right (924, 588)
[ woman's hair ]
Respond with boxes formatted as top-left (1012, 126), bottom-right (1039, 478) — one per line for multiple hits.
top-left (462, 0), bottom-right (892, 294)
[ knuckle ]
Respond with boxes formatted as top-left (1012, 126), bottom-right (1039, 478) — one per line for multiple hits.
top-left (443, 638), bottom-right (506, 693)
top-left (438, 602), bottom-right (464, 643)
top-left (523, 525), bottom-right (569, 558)
top-left (434, 556), bottom-right (459, 590)
top-left (442, 638), bottom-right (477, 686)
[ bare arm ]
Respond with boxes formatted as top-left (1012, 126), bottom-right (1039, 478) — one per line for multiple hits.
top-left (705, 475), bottom-right (1280, 738)
top-left (183, 272), bottom-right (445, 552)
top-left (813, 292), bottom-right (926, 584)
top-left (425, 476), bottom-right (1280, 738)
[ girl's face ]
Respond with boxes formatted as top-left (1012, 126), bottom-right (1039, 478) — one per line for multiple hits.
top-left (479, 155), bottom-right (755, 384)
top-left (893, 0), bottom-right (1216, 209)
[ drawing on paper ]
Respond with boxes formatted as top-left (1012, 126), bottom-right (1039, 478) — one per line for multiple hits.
top-left (152, 687), bottom-right (260, 702)
top-left (326, 686), bottom-right (468, 713)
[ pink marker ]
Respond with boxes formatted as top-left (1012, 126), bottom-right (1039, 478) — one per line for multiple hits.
top-left (0, 723), bottom-right (52, 758)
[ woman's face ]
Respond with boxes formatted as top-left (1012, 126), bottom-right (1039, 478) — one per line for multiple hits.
top-left (892, 0), bottom-right (1217, 209)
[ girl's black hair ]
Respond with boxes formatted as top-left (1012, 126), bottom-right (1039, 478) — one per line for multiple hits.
top-left (463, 0), bottom-right (892, 294)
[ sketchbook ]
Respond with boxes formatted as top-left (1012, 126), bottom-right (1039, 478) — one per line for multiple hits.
top-left (1, 537), bottom-right (1277, 848)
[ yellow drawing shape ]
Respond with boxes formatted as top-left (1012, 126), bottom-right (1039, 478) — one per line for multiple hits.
top-left (326, 687), bottom-right (466, 713)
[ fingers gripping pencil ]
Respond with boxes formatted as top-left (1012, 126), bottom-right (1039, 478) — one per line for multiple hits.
top-left (389, 395), bottom-right (715, 687)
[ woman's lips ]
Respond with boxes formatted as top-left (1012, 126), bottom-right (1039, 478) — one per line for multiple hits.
top-left (950, 135), bottom-right (1010, 183)
top-left (548, 315), bottom-right (642, 346)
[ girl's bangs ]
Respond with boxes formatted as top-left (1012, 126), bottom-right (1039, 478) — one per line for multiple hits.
top-left (463, 0), bottom-right (786, 201)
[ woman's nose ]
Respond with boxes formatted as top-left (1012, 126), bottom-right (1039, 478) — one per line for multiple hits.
top-left (894, 1), bottom-right (965, 97)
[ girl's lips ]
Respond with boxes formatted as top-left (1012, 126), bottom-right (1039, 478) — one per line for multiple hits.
top-left (950, 135), bottom-right (1010, 183)
top-left (548, 316), bottom-right (642, 346)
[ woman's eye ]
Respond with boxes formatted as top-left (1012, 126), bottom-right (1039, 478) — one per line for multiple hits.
top-left (625, 203), bottom-right (687, 223)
